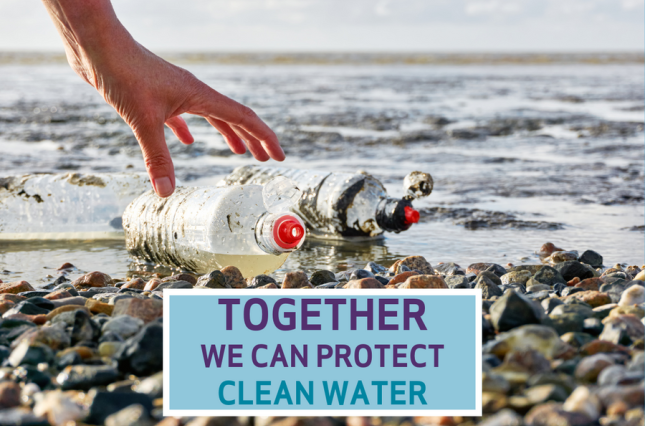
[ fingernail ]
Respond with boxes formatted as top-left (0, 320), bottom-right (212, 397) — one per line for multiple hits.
top-left (153, 177), bottom-right (174, 197)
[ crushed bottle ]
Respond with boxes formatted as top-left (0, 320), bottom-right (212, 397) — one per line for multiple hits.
top-left (0, 172), bottom-right (152, 240)
top-left (122, 184), bottom-right (306, 277)
top-left (218, 166), bottom-right (433, 238)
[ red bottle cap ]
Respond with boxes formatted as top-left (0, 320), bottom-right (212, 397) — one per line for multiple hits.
top-left (404, 206), bottom-right (420, 225)
top-left (273, 215), bottom-right (305, 249)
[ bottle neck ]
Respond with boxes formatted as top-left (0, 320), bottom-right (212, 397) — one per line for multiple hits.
top-left (255, 212), bottom-right (306, 255)
top-left (375, 197), bottom-right (419, 233)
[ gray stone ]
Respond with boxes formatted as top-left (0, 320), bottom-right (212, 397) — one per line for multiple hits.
top-left (102, 315), bottom-right (144, 339)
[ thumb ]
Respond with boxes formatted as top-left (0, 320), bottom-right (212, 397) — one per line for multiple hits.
top-left (133, 120), bottom-right (176, 198)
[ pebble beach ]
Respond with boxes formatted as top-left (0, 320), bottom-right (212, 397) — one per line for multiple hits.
top-left (0, 53), bottom-right (643, 425)
top-left (0, 240), bottom-right (642, 426)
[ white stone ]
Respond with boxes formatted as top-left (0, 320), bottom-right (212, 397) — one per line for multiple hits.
top-left (619, 285), bottom-right (645, 307)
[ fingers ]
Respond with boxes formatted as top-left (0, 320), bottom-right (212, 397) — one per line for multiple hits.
top-left (165, 116), bottom-right (194, 145)
top-left (205, 117), bottom-right (246, 155)
top-left (132, 119), bottom-right (176, 198)
top-left (231, 125), bottom-right (270, 162)
top-left (192, 85), bottom-right (285, 161)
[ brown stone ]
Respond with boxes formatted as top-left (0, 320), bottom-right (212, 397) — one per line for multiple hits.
top-left (574, 278), bottom-right (602, 292)
top-left (390, 256), bottom-right (433, 274)
top-left (57, 346), bottom-right (95, 360)
top-left (112, 298), bottom-right (163, 323)
top-left (0, 302), bottom-right (15, 316)
top-left (389, 271), bottom-right (419, 286)
top-left (0, 294), bottom-right (25, 303)
top-left (566, 277), bottom-right (580, 286)
top-left (221, 266), bottom-right (246, 288)
top-left (574, 353), bottom-right (614, 382)
top-left (57, 262), bottom-right (75, 270)
top-left (414, 417), bottom-right (456, 426)
top-left (606, 401), bottom-right (629, 416)
top-left (85, 299), bottom-right (114, 316)
top-left (579, 340), bottom-right (629, 357)
top-left (71, 271), bottom-right (111, 289)
top-left (537, 242), bottom-right (564, 258)
top-left (144, 278), bottom-right (162, 291)
top-left (504, 350), bottom-right (551, 375)
top-left (45, 306), bottom-right (90, 322)
top-left (0, 281), bottom-right (35, 294)
top-left (282, 271), bottom-right (310, 289)
top-left (525, 402), bottom-right (592, 426)
top-left (0, 382), bottom-right (21, 409)
top-left (257, 283), bottom-right (278, 289)
top-left (3, 313), bottom-right (47, 324)
top-left (467, 263), bottom-right (499, 276)
top-left (564, 291), bottom-right (611, 308)
top-left (162, 273), bottom-right (197, 285)
top-left (43, 289), bottom-right (73, 300)
top-left (344, 278), bottom-right (384, 289)
top-left (400, 275), bottom-right (448, 289)
top-left (122, 278), bottom-right (146, 290)
top-left (597, 384), bottom-right (644, 409)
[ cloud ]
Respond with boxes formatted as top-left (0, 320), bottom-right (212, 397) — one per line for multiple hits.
top-left (0, 0), bottom-right (642, 51)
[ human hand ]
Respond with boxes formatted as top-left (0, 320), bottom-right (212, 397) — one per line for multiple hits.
top-left (41, 0), bottom-right (284, 197)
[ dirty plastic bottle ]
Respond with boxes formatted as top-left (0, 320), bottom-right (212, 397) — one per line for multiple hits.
top-left (122, 184), bottom-right (306, 277)
top-left (0, 172), bottom-right (152, 240)
top-left (219, 166), bottom-right (432, 238)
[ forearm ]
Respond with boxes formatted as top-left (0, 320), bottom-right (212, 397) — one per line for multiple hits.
top-left (40, 0), bottom-right (134, 84)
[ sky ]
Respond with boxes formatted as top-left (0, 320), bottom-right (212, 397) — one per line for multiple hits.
top-left (0, 0), bottom-right (643, 52)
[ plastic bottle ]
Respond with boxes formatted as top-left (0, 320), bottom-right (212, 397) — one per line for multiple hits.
top-left (218, 166), bottom-right (432, 239)
top-left (0, 172), bottom-right (152, 240)
top-left (122, 184), bottom-right (306, 277)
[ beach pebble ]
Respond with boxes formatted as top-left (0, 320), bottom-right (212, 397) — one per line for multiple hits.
top-left (490, 290), bottom-right (544, 332)
top-left (554, 261), bottom-right (595, 282)
top-left (501, 270), bottom-right (532, 286)
top-left (9, 340), bottom-right (54, 367)
top-left (105, 403), bottom-right (153, 426)
top-left (562, 386), bottom-right (601, 421)
top-left (85, 389), bottom-right (153, 426)
top-left (58, 365), bottom-right (123, 391)
top-left (112, 298), bottom-right (163, 324)
top-left (221, 266), bottom-right (246, 288)
top-left (249, 274), bottom-right (277, 288)
top-left (134, 371), bottom-right (163, 398)
top-left (281, 271), bottom-right (311, 289)
top-left (102, 315), bottom-right (144, 339)
top-left (98, 341), bottom-right (123, 358)
top-left (479, 408), bottom-right (523, 426)
top-left (547, 251), bottom-right (579, 264)
top-left (487, 325), bottom-right (565, 359)
top-left (85, 299), bottom-right (114, 316)
top-left (538, 242), bottom-right (563, 258)
top-left (475, 276), bottom-right (503, 299)
top-left (578, 250), bottom-right (603, 268)
top-left (399, 275), bottom-right (448, 289)
top-left (391, 256), bottom-right (433, 275)
top-left (434, 262), bottom-right (465, 276)
top-left (564, 291), bottom-right (611, 308)
top-left (155, 280), bottom-right (193, 290)
top-left (116, 321), bottom-right (163, 376)
top-left (71, 271), bottom-right (111, 289)
top-left (163, 273), bottom-right (197, 285)
top-left (195, 271), bottom-right (228, 289)
top-left (0, 281), bottom-right (35, 295)
top-left (364, 262), bottom-right (387, 274)
top-left (445, 275), bottom-right (470, 289)
top-left (143, 278), bottom-right (161, 291)
top-left (619, 285), bottom-right (645, 306)
top-left (633, 270), bottom-right (645, 281)
top-left (70, 310), bottom-right (100, 345)
top-left (600, 314), bottom-right (645, 345)
top-left (33, 390), bottom-right (86, 425)
top-left (389, 271), bottom-right (419, 286)
top-left (0, 381), bottom-right (21, 409)
top-left (524, 402), bottom-right (592, 426)
top-left (121, 278), bottom-right (146, 290)
top-left (344, 278), bottom-right (383, 289)
top-left (596, 384), bottom-right (645, 409)
top-left (574, 353), bottom-right (614, 382)
top-left (529, 266), bottom-right (566, 287)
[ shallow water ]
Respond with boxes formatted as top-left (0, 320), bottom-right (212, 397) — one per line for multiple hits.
top-left (0, 62), bottom-right (643, 285)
